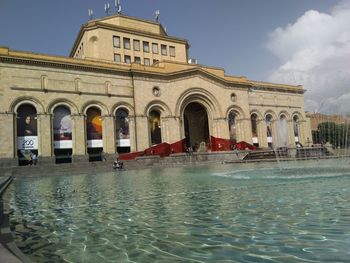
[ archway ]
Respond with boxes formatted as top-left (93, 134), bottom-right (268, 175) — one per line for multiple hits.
top-left (265, 114), bottom-right (273, 148)
top-left (251, 113), bottom-right (259, 147)
top-left (53, 105), bottom-right (72, 164)
top-left (228, 110), bottom-right (237, 143)
top-left (277, 114), bottom-right (289, 147)
top-left (183, 102), bottom-right (209, 151)
top-left (115, 108), bottom-right (130, 153)
top-left (149, 110), bottom-right (161, 145)
top-left (86, 107), bottom-right (103, 161)
top-left (293, 115), bottom-right (299, 144)
top-left (16, 104), bottom-right (38, 166)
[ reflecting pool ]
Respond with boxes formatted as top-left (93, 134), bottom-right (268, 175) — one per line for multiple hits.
top-left (4, 159), bottom-right (350, 262)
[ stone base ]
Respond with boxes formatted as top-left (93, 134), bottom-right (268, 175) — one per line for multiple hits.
top-left (37, 156), bottom-right (55, 166)
top-left (0, 158), bottom-right (17, 168)
top-left (72, 155), bottom-right (89, 163)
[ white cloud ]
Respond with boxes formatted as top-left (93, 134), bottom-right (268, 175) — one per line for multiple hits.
top-left (266, 1), bottom-right (350, 114)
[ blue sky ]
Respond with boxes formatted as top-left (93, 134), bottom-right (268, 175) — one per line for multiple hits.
top-left (1, 0), bottom-right (349, 114)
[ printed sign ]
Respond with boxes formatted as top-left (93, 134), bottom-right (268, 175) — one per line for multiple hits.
top-left (117, 139), bottom-right (130, 147)
top-left (54, 140), bottom-right (73, 149)
top-left (87, 139), bottom-right (103, 148)
top-left (53, 106), bottom-right (72, 149)
top-left (17, 136), bottom-right (38, 150)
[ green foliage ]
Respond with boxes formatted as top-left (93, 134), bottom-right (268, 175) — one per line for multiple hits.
top-left (315, 122), bottom-right (350, 148)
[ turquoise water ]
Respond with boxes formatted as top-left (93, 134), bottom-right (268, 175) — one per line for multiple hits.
top-left (4, 159), bottom-right (350, 262)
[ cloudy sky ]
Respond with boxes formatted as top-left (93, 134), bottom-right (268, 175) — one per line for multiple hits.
top-left (0, 0), bottom-right (349, 114)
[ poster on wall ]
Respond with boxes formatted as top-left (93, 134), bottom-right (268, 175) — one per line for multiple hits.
top-left (17, 136), bottom-right (38, 150)
top-left (17, 105), bottom-right (38, 150)
top-left (53, 106), bottom-right (72, 149)
top-left (116, 127), bottom-right (130, 147)
top-left (87, 108), bottom-right (103, 148)
top-left (115, 109), bottom-right (130, 147)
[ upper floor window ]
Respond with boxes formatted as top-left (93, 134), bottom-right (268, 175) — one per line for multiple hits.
top-left (114, 53), bottom-right (121, 63)
top-left (113, 36), bottom-right (120, 48)
top-left (124, 55), bottom-right (131, 64)
top-left (169, 46), bottom-right (175, 57)
top-left (124, 38), bottom-right (130, 49)
top-left (134, 56), bottom-right (141, 64)
top-left (161, 44), bottom-right (167, 56)
top-left (144, 58), bottom-right (150, 66)
top-left (143, 41), bottom-right (150, 52)
top-left (152, 43), bottom-right (159, 54)
top-left (133, 40), bottom-right (140, 51)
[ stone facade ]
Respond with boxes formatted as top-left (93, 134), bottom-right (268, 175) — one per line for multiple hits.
top-left (0, 14), bottom-right (312, 165)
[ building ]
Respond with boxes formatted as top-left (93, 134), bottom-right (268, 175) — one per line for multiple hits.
top-left (0, 14), bottom-right (312, 166)
top-left (307, 113), bottom-right (350, 131)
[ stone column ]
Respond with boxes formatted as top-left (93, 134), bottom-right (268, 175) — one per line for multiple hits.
top-left (135, 115), bottom-right (149, 151)
top-left (128, 116), bottom-right (137, 152)
top-left (0, 112), bottom-right (16, 165)
top-left (160, 117), bottom-right (168, 143)
top-left (37, 113), bottom-right (54, 164)
top-left (72, 114), bottom-right (87, 162)
top-left (103, 115), bottom-right (115, 154)
top-left (214, 117), bottom-right (227, 139)
top-left (271, 120), bottom-right (278, 147)
top-left (258, 119), bottom-right (268, 148)
top-left (166, 117), bottom-right (182, 144)
top-left (288, 120), bottom-right (296, 146)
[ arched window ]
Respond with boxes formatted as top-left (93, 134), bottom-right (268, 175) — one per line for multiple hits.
top-left (16, 104), bottom-right (38, 165)
top-left (251, 113), bottom-right (258, 146)
top-left (149, 110), bottom-right (161, 145)
top-left (228, 111), bottom-right (237, 142)
top-left (266, 114), bottom-right (273, 147)
top-left (293, 115), bottom-right (299, 142)
top-left (115, 108), bottom-right (130, 153)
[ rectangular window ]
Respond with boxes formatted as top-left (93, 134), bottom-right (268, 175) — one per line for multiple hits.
top-left (134, 56), bottom-right (141, 64)
top-left (143, 41), bottom-right (149, 52)
top-left (114, 53), bottom-right (121, 62)
top-left (124, 38), bottom-right (130, 49)
top-left (152, 43), bottom-right (158, 54)
top-left (124, 55), bottom-right (131, 64)
top-left (144, 58), bottom-right (150, 66)
top-left (133, 40), bottom-right (140, 51)
top-left (161, 44), bottom-right (167, 56)
top-left (113, 36), bottom-right (120, 48)
top-left (169, 46), bottom-right (175, 57)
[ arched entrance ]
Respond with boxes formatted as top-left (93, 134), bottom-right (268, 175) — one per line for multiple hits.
top-left (16, 104), bottom-right (38, 166)
top-left (53, 105), bottom-right (72, 164)
top-left (86, 107), bottom-right (103, 162)
top-left (115, 108), bottom-right (130, 153)
top-left (149, 110), bottom-right (161, 145)
top-left (183, 102), bottom-right (209, 151)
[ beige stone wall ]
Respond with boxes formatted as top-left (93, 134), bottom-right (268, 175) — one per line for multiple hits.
top-left (0, 57), bottom-right (310, 161)
top-left (73, 16), bottom-right (188, 65)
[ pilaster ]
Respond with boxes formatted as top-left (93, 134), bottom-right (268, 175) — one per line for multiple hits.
top-left (0, 112), bottom-right (14, 158)
top-left (135, 115), bottom-right (149, 151)
top-left (103, 115), bottom-right (115, 154)
top-left (38, 113), bottom-right (52, 157)
top-left (72, 114), bottom-right (86, 156)
top-left (128, 116), bottom-right (137, 152)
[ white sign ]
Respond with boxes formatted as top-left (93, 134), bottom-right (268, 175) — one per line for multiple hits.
top-left (87, 139), bottom-right (103, 148)
top-left (294, 137), bottom-right (299, 142)
top-left (54, 140), bottom-right (72, 149)
top-left (267, 137), bottom-right (273, 143)
top-left (117, 139), bottom-right (130, 147)
top-left (252, 137), bottom-right (258, 144)
top-left (17, 136), bottom-right (38, 150)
